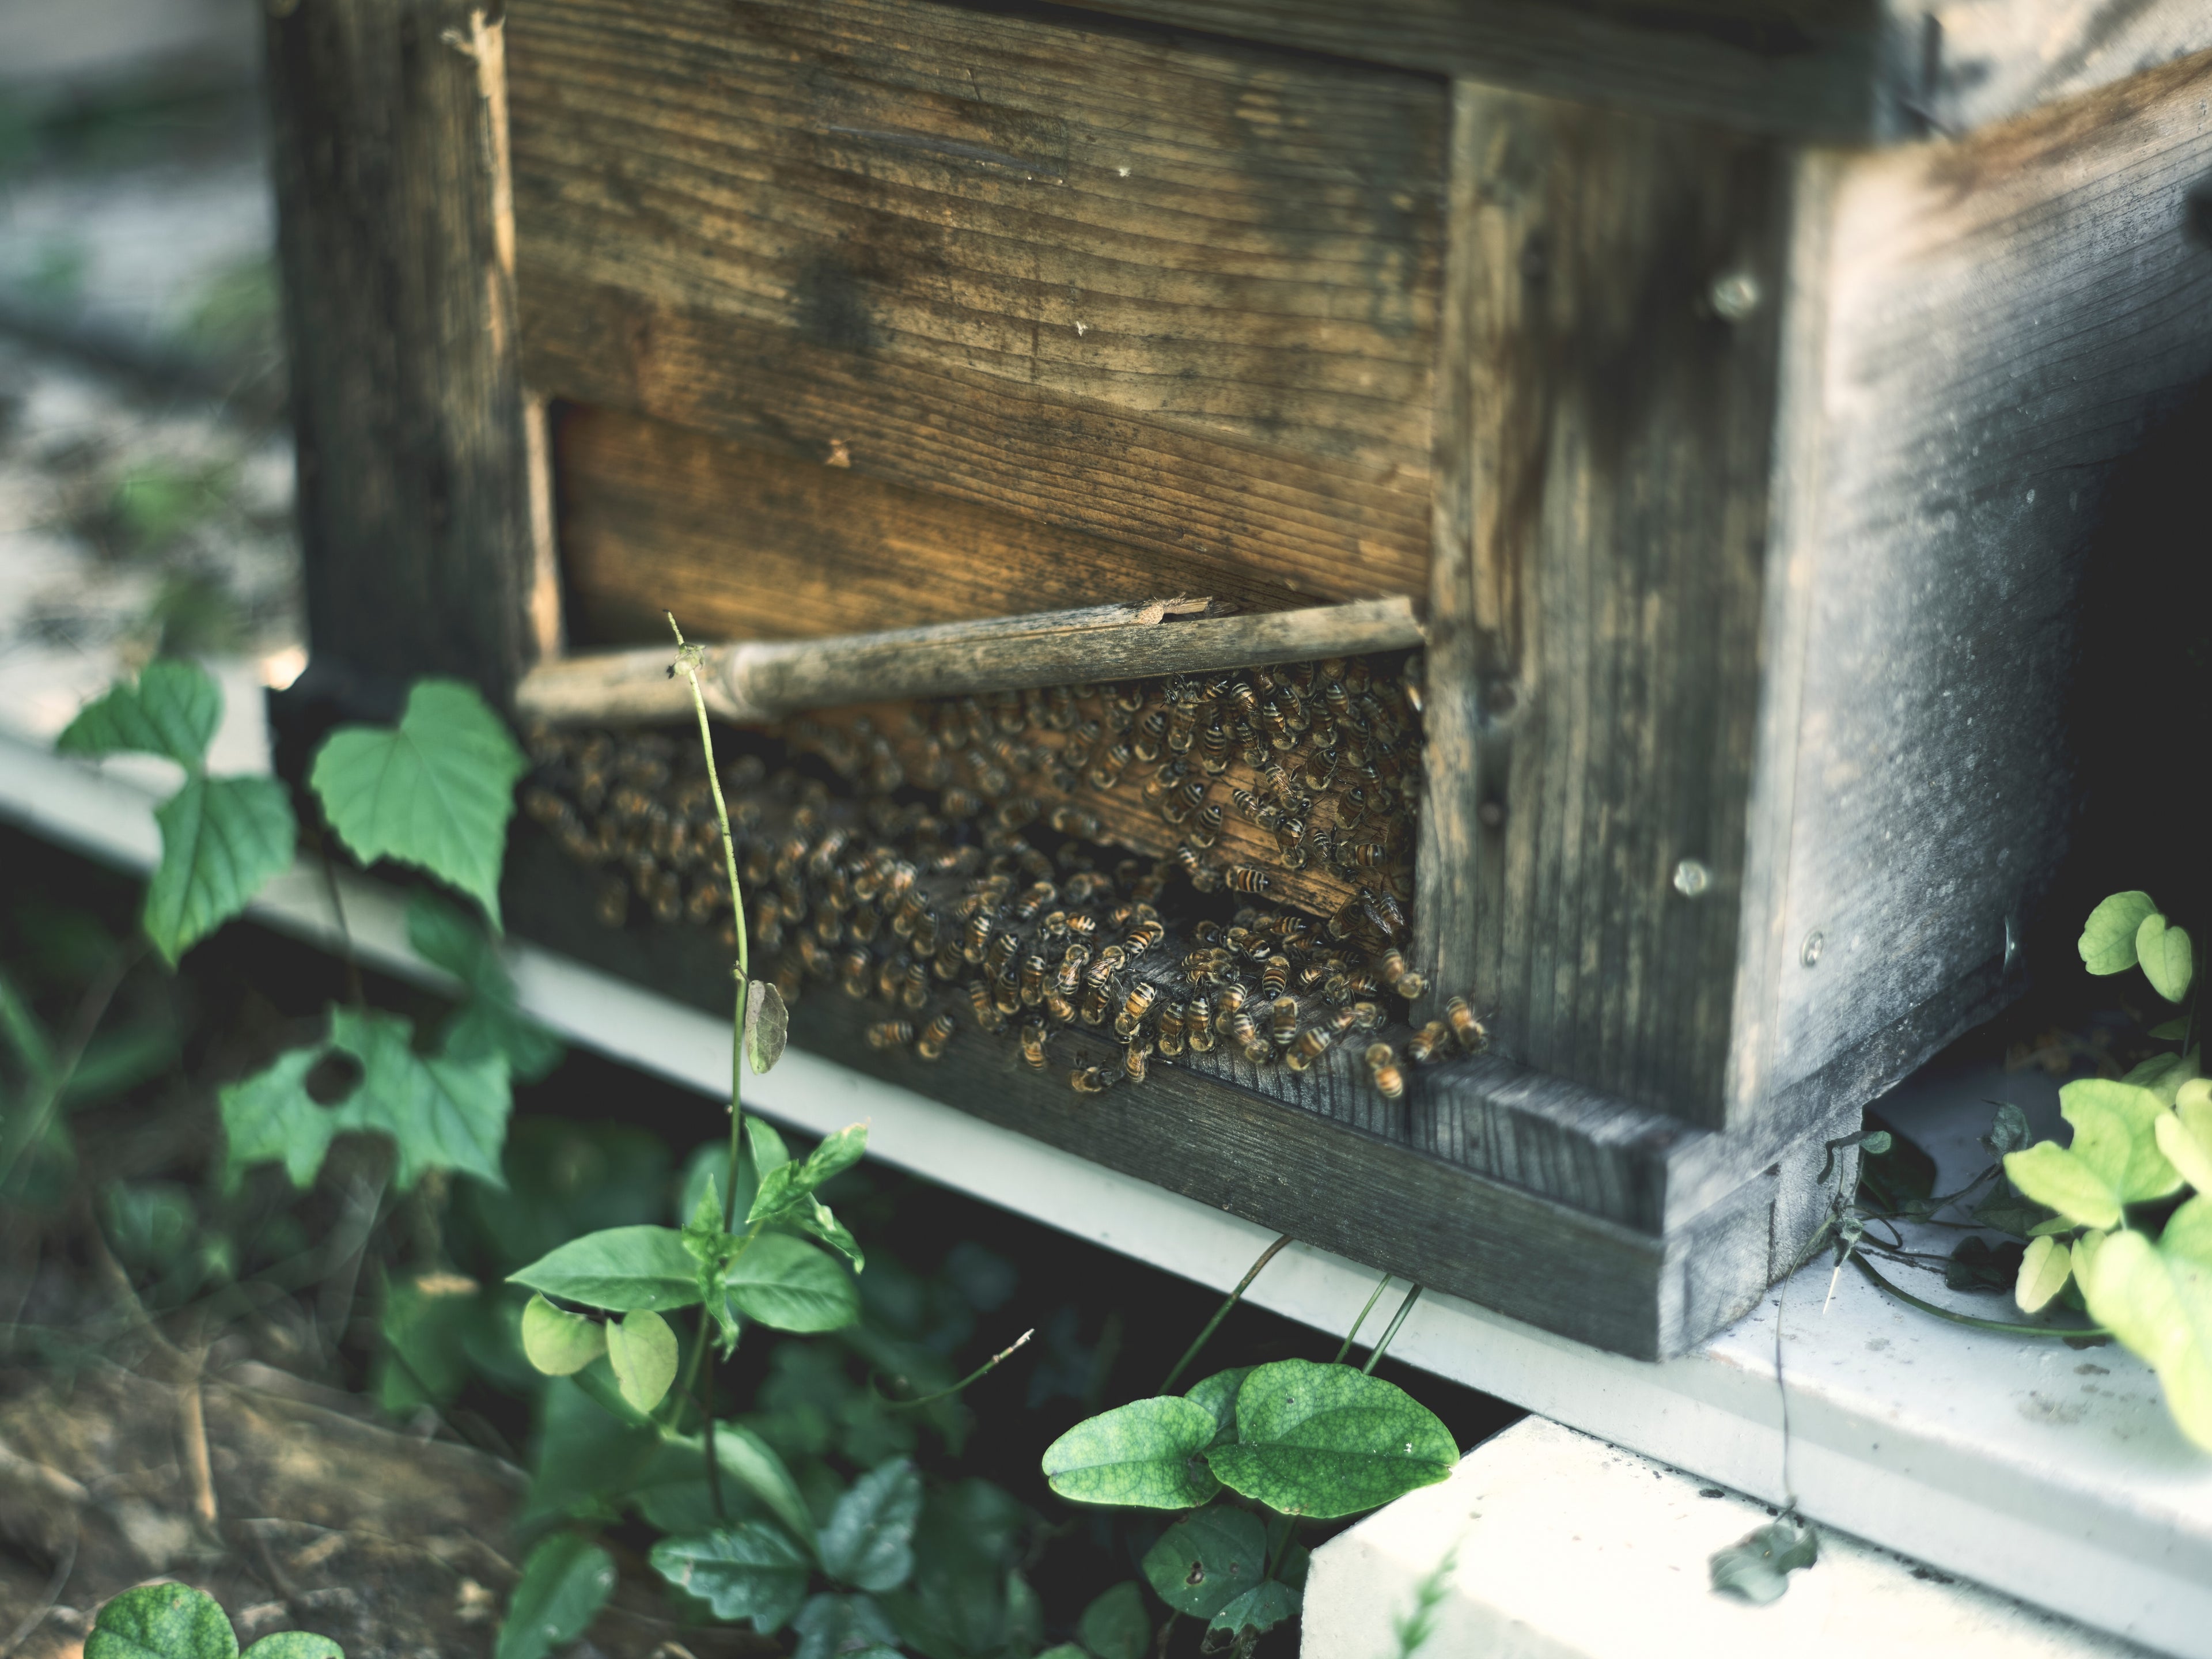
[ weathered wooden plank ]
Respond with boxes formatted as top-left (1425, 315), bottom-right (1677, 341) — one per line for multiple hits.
top-left (264, 0), bottom-right (540, 702)
top-left (1047, 0), bottom-right (2212, 144)
top-left (502, 828), bottom-right (1789, 1359)
top-left (506, 0), bottom-right (1445, 597)
top-left (1733, 48), bottom-right (2212, 1132)
top-left (1422, 86), bottom-right (1783, 1132)
top-left (551, 407), bottom-right (1336, 647)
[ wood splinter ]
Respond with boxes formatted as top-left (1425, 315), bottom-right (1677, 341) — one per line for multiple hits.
top-left (514, 594), bottom-right (1425, 726)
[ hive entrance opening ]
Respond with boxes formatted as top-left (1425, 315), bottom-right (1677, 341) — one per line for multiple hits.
top-left (521, 650), bottom-right (1484, 1108)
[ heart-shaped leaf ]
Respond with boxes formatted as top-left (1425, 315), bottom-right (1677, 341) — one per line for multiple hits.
top-left (1184, 1368), bottom-right (1251, 1448)
top-left (607, 1308), bottom-right (679, 1412)
top-left (510, 1226), bottom-right (703, 1312)
top-left (1709, 1517), bottom-right (1819, 1605)
top-left (310, 679), bottom-right (527, 926)
top-left (1205, 1359), bottom-right (1457, 1519)
top-left (650, 1523), bottom-right (810, 1633)
top-left (59, 658), bottom-right (221, 768)
top-left (218, 1047), bottom-right (337, 1191)
top-left (820, 1458), bottom-right (923, 1593)
top-left (521, 1294), bottom-right (607, 1376)
top-left (2137, 916), bottom-right (2195, 1005)
top-left (2005, 1080), bottom-right (2183, 1230)
top-left (1207, 1580), bottom-right (1301, 1637)
top-left (328, 1007), bottom-right (510, 1191)
top-left (2080, 891), bottom-right (2158, 975)
top-left (1077, 1583), bottom-right (1150, 1659)
top-left (745, 980), bottom-right (789, 1075)
top-left (2075, 1226), bottom-right (2212, 1452)
top-left (2158, 1084), bottom-right (2212, 1195)
top-left (2014, 1235), bottom-right (2072, 1314)
top-left (240, 1635), bottom-right (344, 1658)
top-left (1042, 1396), bottom-right (1221, 1509)
top-left (495, 1533), bottom-right (615, 1659)
top-left (2123, 1050), bottom-right (2199, 1107)
top-left (2165, 1195), bottom-right (2212, 1266)
top-left (1140, 1505), bottom-right (1266, 1618)
top-left (146, 774), bottom-right (297, 965)
top-left (86, 1583), bottom-right (238, 1659)
top-left (725, 1234), bottom-right (859, 1332)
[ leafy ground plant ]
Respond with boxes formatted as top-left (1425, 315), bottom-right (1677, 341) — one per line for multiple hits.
top-left (85, 1582), bottom-right (341, 1659)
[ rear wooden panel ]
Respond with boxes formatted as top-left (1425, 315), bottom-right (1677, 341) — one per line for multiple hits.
top-left (506, 0), bottom-right (1446, 615)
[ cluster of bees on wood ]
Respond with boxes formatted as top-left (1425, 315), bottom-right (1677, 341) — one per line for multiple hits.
top-left (521, 651), bottom-right (1487, 1103)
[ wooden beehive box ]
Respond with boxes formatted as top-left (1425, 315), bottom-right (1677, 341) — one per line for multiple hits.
top-left (262, 0), bottom-right (2212, 1358)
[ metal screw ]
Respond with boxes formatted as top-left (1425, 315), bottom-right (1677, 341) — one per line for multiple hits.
top-left (1672, 859), bottom-right (1711, 899)
top-left (1709, 271), bottom-right (1762, 322)
top-left (1476, 801), bottom-right (1506, 830)
top-left (1801, 930), bottom-right (1825, 968)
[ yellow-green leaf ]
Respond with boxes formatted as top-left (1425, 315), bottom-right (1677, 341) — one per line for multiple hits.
top-left (521, 1294), bottom-right (606, 1376)
top-left (2006, 1080), bottom-right (2186, 1229)
top-left (2004, 1143), bottom-right (2123, 1232)
top-left (2137, 915), bottom-right (2195, 1005)
top-left (2122, 1049), bottom-right (2199, 1107)
top-left (2015, 1236), bottom-right (2071, 1314)
top-left (2075, 1229), bottom-right (2212, 1452)
top-left (2157, 1099), bottom-right (2212, 1197)
top-left (607, 1309), bottom-right (679, 1412)
top-left (2080, 891), bottom-right (2158, 975)
top-left (2164, 1196), bottom-right (2212, 1267)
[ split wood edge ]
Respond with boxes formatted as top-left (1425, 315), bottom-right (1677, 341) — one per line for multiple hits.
top-left (514, 595), bottom-right (1425, 725)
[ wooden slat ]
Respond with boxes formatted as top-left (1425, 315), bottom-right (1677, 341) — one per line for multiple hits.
top-left (507, 0), bottom-right (1445, 599)
top-left (266, 0), bottom-right (539, 700)
top-left (1423, 87), bottom-right (1785, 1132)
top-left (552, 407), bottom-right (1404, 649)
top-left (1736, 47), bottom-right (2212, 1132)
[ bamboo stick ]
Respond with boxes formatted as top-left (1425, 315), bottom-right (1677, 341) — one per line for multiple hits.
top-left (514, 595), bottom-right (1424, 726)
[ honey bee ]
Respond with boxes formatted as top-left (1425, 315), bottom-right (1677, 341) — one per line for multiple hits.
top-left (902, 959), bottom-right (931, 1010)
top-left (1377, 948), bottom-right (1427, 1000)
top-left (1057, 945), bottom-right (1089, 998)
top-left (1134, 709), bottom-right (1168, 763)
top-left (1190, 802), bottom-right (1224, 849)
top-left (1366, 1042), bottom-right (1406, 1100)
top-left (969, 980), bottom-right (1007, 1031)
top-left (1262, 955), bottom-right (1291, 997)
top-left (1225, 866), bottom-right (1272, 896)
top-left (1070, 1065), bottom-right (1119, 1094)
top-left (867, 1020), bottom-right (915, 1049)
top-left (1089, 743), bottom-right (1131, 790)
top-left (1446, 995), bottom-right (1488, 1053)
top-left (1185, 994), bottom-right (1214, 1052)
top-left (1200, 722), bottom-right (1233, 775)
top-left (1405, 1020), bottom-right (1452, 1065)
top-left (1166, 699), bottom-right (1200, 754)
top-left (1270, 994), bottom-right (1300, 1048)
top-left (1115, 982), bottom-right (1160, 1038)
top-left (1123, 918), bottom-right (1165, 959)
top-left (917, 1012), bottom-right (956, 1060)
top-left (840, 949), bottom-right (872, 999)
top-left (1214, 983), bottom-right (1246, 1034)
top-left (1020, 953), bottom-right (1048, 1007)
top-left (1044, 990), bottom-right (1077, 1026)
top-left (1013, 881), bottom-right (1057, 921)
top-left (1019, 1020), bottom-right (1051, 1070)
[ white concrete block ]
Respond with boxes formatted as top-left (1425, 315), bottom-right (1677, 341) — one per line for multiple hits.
top-left (1302, 1417), bottom-right (2153, 1659)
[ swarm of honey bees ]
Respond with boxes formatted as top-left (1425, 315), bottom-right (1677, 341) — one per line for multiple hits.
top-left (520, 652), bottom-right (1487, 1103)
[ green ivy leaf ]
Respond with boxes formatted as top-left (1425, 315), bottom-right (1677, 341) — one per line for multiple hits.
top-left (607, 1309), bottom-right (679, 1412)
top-left (1140, 1505), bottom-right (1266, 1619)
top-left (2123, 1049), bottom-right (2199, 1107)
top-left (510, 1225), bottom-right (703, 1312)
top-left (520, 1294), bottom-right (606, 1376)
top-left (1184, 1368), bottom-right (1251, 1449)
top-left (2157, 1088), bottom-right (2212, 1195)
top-left (309, 679), bottom-right (527, 926)
top-left (1205, 1359), bottom-right (1457, 1520)
top-left (495, 1533), bottom-right (616, 1659)
top-left (2137, 916), bottom-right (2195, 1005)
top-left (146, 774), bottom-right (297, 964)
top-left (408, 892), bottom-right (561, 1082)
top-left (2164, 1195), bottom-right (2212, 1266)
top-left (820, 1457), bottom-right (923, 1593)
top-left (1042, 1396), bottom-right (1221, 1509)
top-left (2004, 1080), bottom-right (2184, 1230)
top-left (1709, 1518), bottom-right (1819, 1605)
top-left (240, 1636), bottom-right (344, 1658)
top-left (652, 1524), bottom-right (810, 1633)
top-left (239, 1636), bottom-right (343, 1659)
top-left (2080, 891), bottom-right (2159, 975)
top-left (1077, 1582), bottom-right (1150, 1659)
top-left (725, 1233), bottom-right (859, 1332)
top-left (59, 658), bottom-right (220, 767)
top-left (791, 1593), bottom-right (901, 1659)
top-left (1208, 1580), bottom-right (1301, 1638)
top-left (85, 1583), bottom-right (238, 1659)
top-left (746, 980), bottom-right (789, 1075)
top-left (2075, 1228), bottom-right (2212, 1452)
top-left (328, 1007), bottom-right (510, 1190)
top-left (2015, 1235), bottom-right (2073, 1314)
top-left (218, 1047), bottom-right (336, 1191)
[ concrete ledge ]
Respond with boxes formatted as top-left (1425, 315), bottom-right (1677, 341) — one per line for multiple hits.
top-left (1305, 1418), bottom-right (2150, 1659)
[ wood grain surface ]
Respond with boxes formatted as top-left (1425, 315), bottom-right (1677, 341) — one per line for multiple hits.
top-left (266, 0), bottom-right (540, 700)
top-left (1417, 85), bottom-right (1785, 1131)
top-left (507, 0), bottom-right (1445, 601)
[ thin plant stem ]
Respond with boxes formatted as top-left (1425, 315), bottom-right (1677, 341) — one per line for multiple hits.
top-left (1362, 1284), bottom-right (1423, 1374)
top-left (1332, 1270), bottom-right (1393, 1365)
top-left (883, 1328), bottom-right (1035, 1411)
top-left (1851, 1254), bottom-right (2111, 1339)
top-left (0, 937), bottom-right (148, 1196)
top-left (667, 614), bottom-right (756, 1438)
top-left (1267, 1516), bottom-right (1300, 1581)
top-left (1161, 1234), bottom-right (1291, 1393)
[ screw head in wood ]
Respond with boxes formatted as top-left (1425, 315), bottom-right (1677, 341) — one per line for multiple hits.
top-left (1709, 271), bottom-right (1762, 322)
top-left (1672, 859), bottom-right (1711, 898)
top-left (1801, 930), bottom-right (1825, 968)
